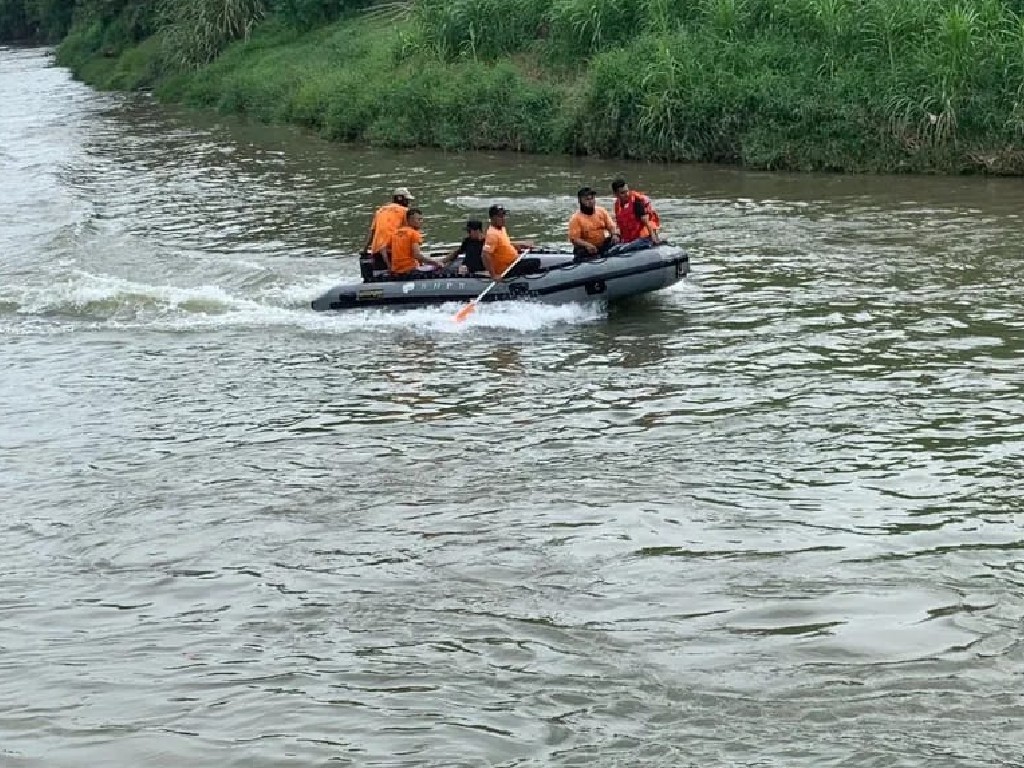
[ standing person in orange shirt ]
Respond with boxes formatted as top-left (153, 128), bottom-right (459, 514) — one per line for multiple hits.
top-left (360, 187), bottom-right (415, 272)
top-left (568, 186), bottom-right (619, 260)
top-left (482, 205), bottom-right (534, 280)
top-left (611, 178), bottom-right (661, 245)
top-left (387, 208), bottom-right (446, 277)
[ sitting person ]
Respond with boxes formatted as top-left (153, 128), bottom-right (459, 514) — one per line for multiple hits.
top-left (441, 219), bottom-right (487, 276)
top-left (387, 208), bottom-right (446, 277)
top-left (611, 178), bottom-right (661, 245)
top-left (482, 204), bottom-right (535, 279)
top-left (361, 187), bottom-right (415, 275)
top-left (568, 186), bottom-right (619, 260)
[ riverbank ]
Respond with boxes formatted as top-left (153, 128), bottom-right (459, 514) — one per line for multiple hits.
top-left (43, 0), bottom-right (1024, 174)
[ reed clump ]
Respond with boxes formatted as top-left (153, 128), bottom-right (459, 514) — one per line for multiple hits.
top-left (158, 0), bottom-right (266, 70)
top-left (38, 0), bottom-right (1024, 173)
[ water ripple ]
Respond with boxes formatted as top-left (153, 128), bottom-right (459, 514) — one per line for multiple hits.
top-left (3, 46), bottom-right (1024, 768)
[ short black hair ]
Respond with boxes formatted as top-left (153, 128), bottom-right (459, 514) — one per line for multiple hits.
top-left (487, 204), bottom-right (507, 218)
top-left (577, 186), bottom-right (596, 198)
top-left (466, 219), bottom-right (483, 231)
top-left (406, 207), bottom-right (422, 220)
top-left (611, 179), bottom-right (627, 192)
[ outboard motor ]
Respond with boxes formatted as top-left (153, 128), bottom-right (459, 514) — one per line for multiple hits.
top-left (359, 252), bottom-right (390, 282)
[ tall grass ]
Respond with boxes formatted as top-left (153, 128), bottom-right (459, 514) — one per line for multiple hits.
top-left (547, 0), bottom-right (646, 57)
top-left (54, 0), bottom-right (1024, 173)
top-left (702, 0), bottom-right (743, 38)
top-left (153, 17), bottom-right (565, 152)
top-left (411, 0), bottom-right (548, 60)
top-left (159, 0), bottom-right (267, 69)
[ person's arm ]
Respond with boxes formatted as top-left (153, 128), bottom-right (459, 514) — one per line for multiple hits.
top-left (604, 209), bottom-right (619, 242)
top-left (413, 242), bottom-right (444, 269)
top-left (638, 215), bottom-right (658, 241)
top-left (634, 199), bottom-right (659, 242)
top-left (482, 241), bottom-right (497, 278)
top-left (646, 213), bottom-right (660, 242)
top-left (440, 242), bottom-right (462, 266)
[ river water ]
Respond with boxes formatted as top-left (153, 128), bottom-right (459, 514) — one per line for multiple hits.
top-left (3, 46), bottom-right (1024, 767)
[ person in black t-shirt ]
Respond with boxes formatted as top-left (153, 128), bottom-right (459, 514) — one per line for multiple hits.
top-left (441, 220), bottom-right (487, 276)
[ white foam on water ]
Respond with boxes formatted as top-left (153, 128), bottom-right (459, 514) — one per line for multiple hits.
top-left (12, 271), bottom-right (240, 317)
top-left (3, 268), bottom-right (605, 335)
top-left (253, 275), bottom-right (343, 308)
top-left (156, 295), bottom-right (606, 335)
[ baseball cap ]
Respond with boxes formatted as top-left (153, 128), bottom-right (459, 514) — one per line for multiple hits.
top-left (393, 187), bottom-right (414, 199)
top-left (487, 204), bottom-right (507, 217)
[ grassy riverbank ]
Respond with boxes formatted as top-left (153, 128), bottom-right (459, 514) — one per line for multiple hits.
top-left (27, 0), bottom-right (1024, 173)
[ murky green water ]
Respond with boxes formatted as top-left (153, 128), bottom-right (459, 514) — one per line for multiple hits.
top-left (2, 46), bottom-right (1023, 768)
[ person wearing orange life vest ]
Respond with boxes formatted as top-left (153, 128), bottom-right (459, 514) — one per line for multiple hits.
top-left (568, 186), bottom-right (619, 261)
top-left (387, 208), bottom-right (446, 277)
top-left (360, 187), bottom-right (415, 275)
top-left (611, 178), bottom-right (661, 245)
top-left (482, 204), bottom-right (534, 279)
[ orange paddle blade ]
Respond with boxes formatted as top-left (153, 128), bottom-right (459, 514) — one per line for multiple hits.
top-left (453, 302), bottom-right (477, 323)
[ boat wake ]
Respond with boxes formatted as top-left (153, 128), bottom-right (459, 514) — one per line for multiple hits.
top-left (0, 269), bottom-right (605, 335)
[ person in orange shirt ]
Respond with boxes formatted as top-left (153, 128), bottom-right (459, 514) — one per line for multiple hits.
top-left (361, 187), bottom-right (415, 271)
top-left (482, 205), bottom-right (534, 279)
top-left (568, 186), bottom-right (619, 260)
top-left (387, 208), bottom-right (446, 277)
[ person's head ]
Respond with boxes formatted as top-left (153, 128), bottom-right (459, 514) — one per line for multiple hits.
top-left (393, 186), bottom-right (415, 206)
top-left (611, 178), bottom-right (630, 204)
top-left (577, 186), bottom-right (597, 214)
top-left (466, 219), bottom-right (484, 240)
top-left (487, 204), bottom-right (507, 227)
top-left (405, 207), bottom-right (423, 230)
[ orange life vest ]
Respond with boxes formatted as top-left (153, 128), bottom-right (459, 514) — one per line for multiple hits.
top-left (614, 191), bottom-right (660, 243)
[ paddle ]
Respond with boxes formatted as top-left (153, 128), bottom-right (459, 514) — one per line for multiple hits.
top-left (452, 252), bottom-right (527, 323)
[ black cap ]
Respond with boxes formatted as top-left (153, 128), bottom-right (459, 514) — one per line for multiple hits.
top-left (466, 219), bottom-right (483, 231)
top-left (488, 204), bottom-right (507, 218)
top-left (578, 186), bottom-right (596, 197)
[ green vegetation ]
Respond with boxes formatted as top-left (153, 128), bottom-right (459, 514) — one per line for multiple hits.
top-left (3, 0), bottom-right (1024, 173)
top-left (0, 0), bottom-right (75, 41)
